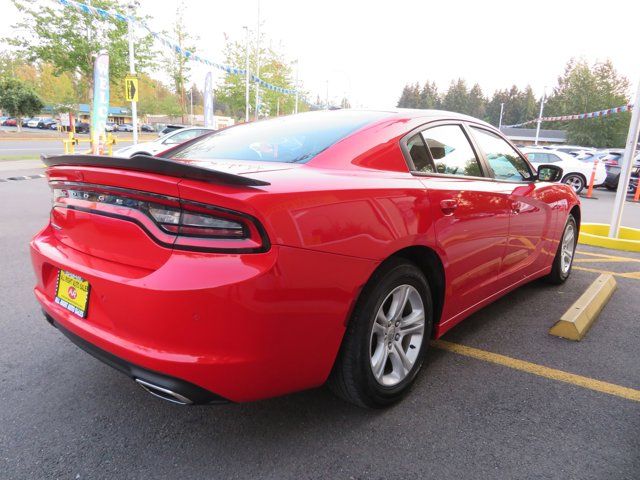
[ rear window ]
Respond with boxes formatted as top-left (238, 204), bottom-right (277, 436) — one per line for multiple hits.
top-left (168, 111), bottom-right (389, 163)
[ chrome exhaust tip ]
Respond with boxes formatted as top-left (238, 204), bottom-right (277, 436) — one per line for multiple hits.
top-left (135, 378), bottom-right (193, 405)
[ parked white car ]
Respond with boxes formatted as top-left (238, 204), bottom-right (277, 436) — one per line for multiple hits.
top-left (114, 126), bottom-right (215, 158)
top-left (522, 148), bottom-right (606, 194)
top-left (27, 117), bottom-right (48, 128)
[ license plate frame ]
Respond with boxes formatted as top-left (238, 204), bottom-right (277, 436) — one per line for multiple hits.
top-left (54, 270), bottom-right (90, 318)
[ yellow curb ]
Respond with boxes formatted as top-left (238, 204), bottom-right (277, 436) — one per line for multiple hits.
top-left (431, 339), bottom-right (640, 402)
top-left (549, 273), bottom-right (616, 341)
top-left (578, 223), bottom-right (640, 252)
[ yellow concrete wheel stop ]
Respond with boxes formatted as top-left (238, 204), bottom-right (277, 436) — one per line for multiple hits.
top-left (549, 274), bottom-right (617, 341)
top-left (578, 223), bottom-right (640, 252)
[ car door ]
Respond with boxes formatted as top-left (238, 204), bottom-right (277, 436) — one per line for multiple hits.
top-left (467, 126), bottom-right (554, 287)
top-left (405, 122), bottom-right (512, 322)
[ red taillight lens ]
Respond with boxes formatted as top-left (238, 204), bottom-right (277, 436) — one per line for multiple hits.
top-left (51, 182), bottom-right (268, 252)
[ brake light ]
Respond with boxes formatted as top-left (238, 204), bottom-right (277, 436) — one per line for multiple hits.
top-left (51, 182), bottom-right (268, 252)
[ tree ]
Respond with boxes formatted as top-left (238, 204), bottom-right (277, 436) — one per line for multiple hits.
top-left (216, 30), bottom-right (301, 120)
top-left (467, 83), bottom-right (486, 119)
top-left (7, 0), bottom-right (154, 114)
top-left (442, 79), bottom-right (469, 114)
top-left (397, 82), bottom-right (421, 108)
top-left (545, 59), bottom-right (630, 147)
top-left (486, 85), bottom-right (538, 127)
top-left (419, 81), bottom-right (440, 109)
top-left (163, 7), bottom-right (196, 123)
top-left (0, 77), bottom-right (44, 131)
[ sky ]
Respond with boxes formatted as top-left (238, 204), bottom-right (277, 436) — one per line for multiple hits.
top-left (2, 0), bottom-right (639, 109)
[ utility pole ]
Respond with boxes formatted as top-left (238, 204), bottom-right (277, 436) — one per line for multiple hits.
top-left (609, 80), bottom-right (640, 238)
top-left (254, 0), bottom-right (261, 120)
top-left (294, 58), bottom-right (299, 114)
top-left (498, 102), bottom-right (504, 130)
top-left (534, 88), bottom-right (546, 146)
top-left (243, 26), bottom-right (250, 122)
top-left (127, 13), bottom-right (138, 145)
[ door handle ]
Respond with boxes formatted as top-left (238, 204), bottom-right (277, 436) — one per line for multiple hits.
top-left (440, 199), bottom-right (458, 215)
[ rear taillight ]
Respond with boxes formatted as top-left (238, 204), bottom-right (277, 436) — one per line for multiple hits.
top-left (51, 182), bottom-right (268, 253)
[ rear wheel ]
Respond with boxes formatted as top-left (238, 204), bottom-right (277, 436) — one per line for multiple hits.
top-left (545, 214), bottom-right (577, 284)
top-left (328, 258), bottom-right (433, 408)
top-left (563, 174), bottom-right (586, 194)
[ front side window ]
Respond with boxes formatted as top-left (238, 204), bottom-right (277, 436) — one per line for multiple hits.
top-left (525, 152), bottom-right (549, 163)
top-left (470, 127), bottom-right (533, 181)
top-left (420, 125), bottom-right (483, 177)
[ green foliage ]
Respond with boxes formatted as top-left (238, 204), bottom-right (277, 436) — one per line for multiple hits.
top-left (0, 77), bottom-right (44, 129)
top-left (398, 58), bottom-right (631, 147)
top-left (485, 85), bottom-right (537, 126)
top-left (545, 59), bottom-right (630, 147)
top-left (215, 30), bottom-right (305, 120)
top-left (6, 0), bottom-right (154, 100)
top-left (442, 79), bottom-right (470, 114)
top-left (162, 7), bottom-right (196, 122)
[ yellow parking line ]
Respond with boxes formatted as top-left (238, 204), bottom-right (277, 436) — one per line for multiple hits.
top-left (573, 258), bottom-right (631, 263)
top-left (431, 340), bottom-right (640, 402)
top-left (573, 266), bottom-right (640, 280)
top-left (575, 250), bottom-right (640, 263)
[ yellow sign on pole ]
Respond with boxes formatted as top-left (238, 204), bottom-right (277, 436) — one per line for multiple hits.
top-left (125, 76), bottom-right (138, 102)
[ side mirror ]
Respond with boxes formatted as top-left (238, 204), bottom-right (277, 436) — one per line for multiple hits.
top-left (536, 164), bottom-right (563, 182)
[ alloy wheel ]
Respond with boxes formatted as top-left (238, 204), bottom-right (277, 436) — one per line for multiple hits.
top-left (565, 175), bottom-right (584, 193)
top-left (560, 222), bottom-right (576, 275)
top-left (369, 284), bottom-right (425, 386)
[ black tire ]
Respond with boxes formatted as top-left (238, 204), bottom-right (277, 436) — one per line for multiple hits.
top-left (328, 258), bottom-right (433, 408)
top-left (562, 174), bottom-right (586, 194)
top-left (605, 184), bottom-right (617, 191)
top-left (544, 214), bottom-right (577, 284)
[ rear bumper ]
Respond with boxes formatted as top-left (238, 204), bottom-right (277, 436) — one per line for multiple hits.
top-left (44, 312), bottom-right (228, 404)
top-left (31, 225), bottom-right (377, 402)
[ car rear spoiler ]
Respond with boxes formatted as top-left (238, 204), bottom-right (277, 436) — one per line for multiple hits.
top-left (41, 154), bottom-right (270, 187)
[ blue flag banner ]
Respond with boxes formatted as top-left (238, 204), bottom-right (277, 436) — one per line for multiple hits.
top-left (91, 51), bottom-right (109, 154)
top-left (504, 104), bottom-right (635, 128)
top-left (56, 0), bottom-right (300, 97)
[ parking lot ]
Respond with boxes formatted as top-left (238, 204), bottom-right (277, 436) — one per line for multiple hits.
top-left (0, 157), bottom-right (637, 479)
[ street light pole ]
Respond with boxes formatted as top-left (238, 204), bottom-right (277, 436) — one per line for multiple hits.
top-left (254, 0), bottom-right (260, 120)
top-left (325, 80), bottom-right (329, 110)
top-left (498, 102), bottom-right (504, 130)
top-left (609, 79), bottom-right (640, 238)
top-left (534, 88), bottom-right (546, 146)
top-left (127, 14), bottom-right (138, 145)
top-left (243, 26), bottom-right (250, 122)
top-left (189, 87), bottom-right (193, 125)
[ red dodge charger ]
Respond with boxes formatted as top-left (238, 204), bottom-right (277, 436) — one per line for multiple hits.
top-left (31, 110), bottom-right (579, 407)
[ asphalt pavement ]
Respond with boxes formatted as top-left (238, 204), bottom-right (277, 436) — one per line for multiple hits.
top-left (0, 175), bottom-right (638, 479)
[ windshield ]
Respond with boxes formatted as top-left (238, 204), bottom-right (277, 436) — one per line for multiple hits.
top-left (167, 111), bottom-right (390, 163)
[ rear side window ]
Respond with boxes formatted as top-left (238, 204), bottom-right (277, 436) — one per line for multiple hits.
top-left (406, 134), bottom-right (434, 172)
top-left (470, 127), bottom-right (533, 181)
top-left (526, 152), bottom-right (549, 163)
top-left (421, 125), bottom-right (483, 177)
top-left (168, 111), bottom-right (389, 163)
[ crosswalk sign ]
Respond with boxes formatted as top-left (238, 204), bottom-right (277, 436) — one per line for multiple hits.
top-left (125, 76), bottom-right (138, 102)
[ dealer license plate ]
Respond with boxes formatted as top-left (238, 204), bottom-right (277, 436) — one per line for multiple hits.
top-left (54, 270), bottom-right (90, 318)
